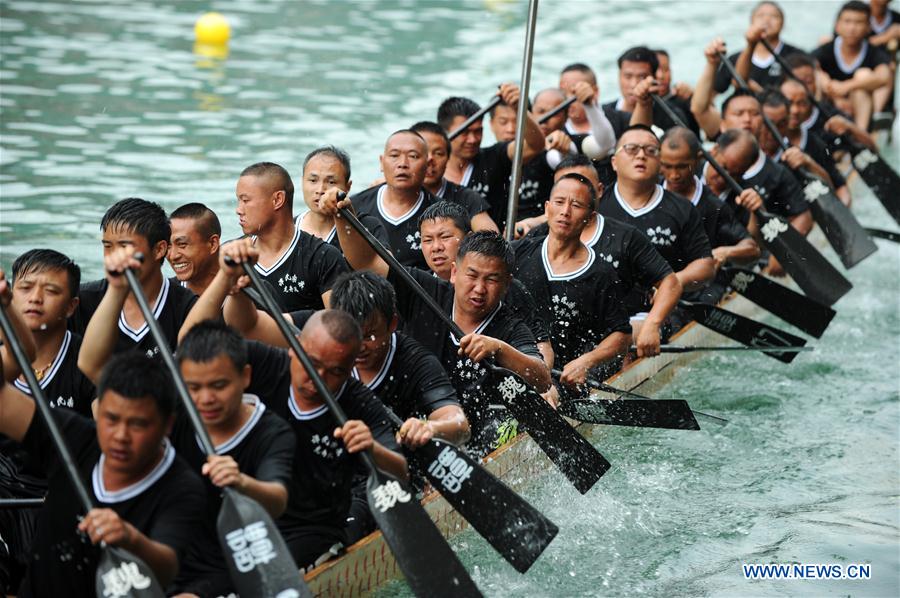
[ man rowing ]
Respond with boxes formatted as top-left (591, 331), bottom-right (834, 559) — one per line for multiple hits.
top-left (605, 46), bottom-right (689, 133)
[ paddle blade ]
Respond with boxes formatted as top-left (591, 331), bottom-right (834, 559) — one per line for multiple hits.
top-left (722, 267), bottom-right (836, 338)
top-left (488, 367), bottom-right (610, 494)
top-left (366, 470), bottom-right (482, 597)
top-left (411, 438), bottom-right (558, 573)
top-left (865, 227), bottom-right (900, 243)
top-left (803, 178), bottom-right (878, 268)
top-left (680, 301), bottom-right (807, 363)
top-left (217, 488), bottom-right (312, 598)
top-left (560, 398), bottom-right (700, 430)
top-left (756, 210), bottom-right (852, 306)
top-left (96, 546), bottom-right (165, 598)
top-left (847, 143), bottom-right (900, 225)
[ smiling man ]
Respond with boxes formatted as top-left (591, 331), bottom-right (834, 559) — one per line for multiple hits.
top-left (167, 202), bottom-right (221, 296)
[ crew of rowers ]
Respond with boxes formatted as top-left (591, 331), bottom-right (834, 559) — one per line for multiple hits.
top-left (0, 1), bottom-right (895, 596)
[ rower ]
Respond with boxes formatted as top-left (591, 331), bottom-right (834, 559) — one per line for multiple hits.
top-left (0, 350), bottom-right (206, 594)
top-left (296, 145), bottom-right (392, 252)
top-left (1, 251), bottom-right (94, 416)
top-left (780, 79), bottom-right (853, 205)
top-left (868, 0), bottom-right (900, 48)
top-left (407, 121), bottom-right (498, 232)
top-left (525, 154), bottom-right (681, 358)
top-left (654, 48), bottom-right (701, 137)
top-left (660, 127), bottom-right (760, 306)
top-left (598, 125), bottom-right (714, 348)
top-left (167, 202), bottom-right (221, 296)
top-left (605, 46), bottom-right (689, 133)
top-left (711, 1), bottom-right (803, 94)
top-left (436, 83), bottom-right (545, 227)
top-left (168, 320), bottom-right (295, 597)
top-left (70, 198), bottom-right (198, 359)
top-left (511, 174), bottom-right (631, 392)
top-left (236, 161), bottom-right (348, 311)
top-left (350, 130), bottom-right (492, 269)
top-left (813, 1), bottom-right (892, 131)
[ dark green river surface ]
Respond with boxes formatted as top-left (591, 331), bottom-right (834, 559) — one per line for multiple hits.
top-left (1, 0), bottom-right (898, 596)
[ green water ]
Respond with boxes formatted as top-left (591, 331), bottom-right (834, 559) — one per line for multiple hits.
top-left (1, 0), bottom-right (898, 596)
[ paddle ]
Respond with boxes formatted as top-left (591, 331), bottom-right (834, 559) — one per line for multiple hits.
top-left (122, 257), bottom-right (311, 598)
top-left (865, 227), bottom-right (900, 243)
top-left (678, 300), bottom-right (807, 363)
top-left (0, 304), bottom-right (165, 598)
top-left (761, 38), bottom-right (900, 226)
top-left (448, 95), bottom-right (502, 141)
top-left (0, 498), bottom-right (45, 509)
top-left (238, 259), bottom-right (482, 598)
top-left (634, 344), bottom-right (812, 353)
top-left (718, 51), bottom-right (877, 269)
top-left (549, 370), bottom-right (699, 430)
top-left (653, 94), bottom-right (853, 306)
top-left (382, 409), bottom-right (558, 573)
top-left (720, 266), bottom-right (835, 338)
top-left (336, 203), bottom-right (610, 494)
top-left (537, 95), bottom-right (576, 125)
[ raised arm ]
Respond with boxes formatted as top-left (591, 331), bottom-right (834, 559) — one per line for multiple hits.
top-left (319, 188), bottom-right (390, 277)
top-left (631, 75), bottom-right (660, 127)
top-left (574, 81), bottom-right (617, 157)
top-left (692, 38), bottom-right (727, 138)
top-left (735, 25), bottom-right (766, 93)
top-left (0, 270), bottom-right (36, 383)
top-left (498, 82), bottom-right (546, 163)
top-left (0, 351), bottom-right (36, 443)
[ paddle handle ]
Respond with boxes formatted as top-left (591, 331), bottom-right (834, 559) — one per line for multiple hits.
top-left (122, 261), bottom-right (218, 458)
top-left (537, 96), bottom-right (576, 125)
top-left (0, 304), bottom-right (96, 512)
top-left (448, 95), bottom-right (502, 141)
top-left (337, 205), bottom-right (466, 338)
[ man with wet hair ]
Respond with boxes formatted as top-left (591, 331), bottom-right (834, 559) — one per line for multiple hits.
top-left (0, 350), bottom-right (205, 596)
top-left (71, 198), bottom-right (198, 361)
top-left (167, 202), bottom-right (221, 296)
top-left (236, 161), bottom-right (348, 311)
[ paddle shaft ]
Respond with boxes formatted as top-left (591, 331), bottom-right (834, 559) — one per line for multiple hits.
top-left (865, 227), bottom-right (900, 242)
top-left (537, 96), bottom-right (576, 124)
top-left (630, 344), bottom-right (812, 353)
top-left (760, 39), bottom-right (830, 116)
top-left (504, 0), bottom-right (540, 241)
top-left (448, 95), bottom-right (502, 141)
top-left (0, 304), bottom-right (95, 511)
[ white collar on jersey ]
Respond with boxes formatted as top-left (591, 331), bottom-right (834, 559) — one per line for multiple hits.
top-left (459, 163), bottom-right (475, 187)
top-left (871, 11), bottom-right (893, 34)
top-left (352, 332), bottom-right (397, 390)
top-left (662, 175), bottom-right (704, 206)
top-left (14, 330), bottom-right (71, 392)
top-left (92, 438), bottom-right (176, 504)
top-left (834, 36), bottom-right (869, 75)
top-left (287, 382), bottom-right (347, 421)
top-left (613, 183), bottom-right (665, 217)
top-left (254, 225), bottom-right (301, 276)
top-left (376, 185), bottom-right (425, 225)
top-left (540, 236), bottom-right (596, 281)
top-left (742, 150), bottom-right (767, 179)
top-left (751, 39), bottom-right (783, 68)
top-left (615, 97), bottom-right (628, 111)
top-left (448, 299), bottom-right (502, 346)
top-left (800, 106), bottom-right (820, 131)
top-left (118, 277), bottom-right (169, 343)
top-left (297, 211), bottom-right (337, 244)
top-left (585, 213), bottom-right (605, 247)
top-left (196, 394), bottom-right (267, 455)
top-left (435, 178), bottom-right (448, 199)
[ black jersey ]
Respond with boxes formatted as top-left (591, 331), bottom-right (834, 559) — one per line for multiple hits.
top-left (386, 266), bottom-right (541, 451)
top-left (265, 378), bottom-right (398, 540)
top-left (512, 238), bottom-right (630, 366)
top-left (870, 10), bottom-right (900, 43)
top-left (12, 331), bottom-right (95, 417)
top-left (740, 150), bottom-right (809, 219)
top-left (460, 141), bottom-right (513, 226)
top-left (295, 211), bottom-right (391, 254)
top-left (169, 395), bottom-right (295, 589)
top-left (713, 41), bottom-right (804, 93)
top-left (17, 409), bottom-right (204, 598)
top-left (602, 98), bottom-right (687, 135)
top-left (515, 151), bottom-right (556, 220)
top-left (352, 332), bottom-right (459, 421)
top-left (70, 276), bottom-right (197, 359)
top-left (434, 179), bottom-right (492, 218)
top-left (664, 92), bottom-right (702, 137)
top-left (814, 38), bottom-right (890, 82)
top-left (526, 213), bottom-right (674, 315)
top-left (252, 226), bottom-right (348, 312)
top-left (665, 177), bottom-right (750, 249)
top-left (506, 277), bottom-right (551, 343)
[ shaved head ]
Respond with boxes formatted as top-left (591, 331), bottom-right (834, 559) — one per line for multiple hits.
top-left (301, 309), bottom-right (363, 353)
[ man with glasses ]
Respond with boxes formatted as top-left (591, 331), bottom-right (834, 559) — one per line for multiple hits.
top-left (598, 125), bottom-right (714, 347)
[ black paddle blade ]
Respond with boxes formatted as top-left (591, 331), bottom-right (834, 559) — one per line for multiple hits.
top-left (802, 177), bottom-right (878, 268)
top-left (865, 227), bottom-right (900, 243)
top-left (680, 301), bottom-right (807, 363)
top-left (487, 366), bottom-right (610, 494)
top-left (96, 545), bottom-right (165, 598)
top-left (755, 210), bottom-right (852, 306)
top-left (847, 142), bottom-right (900, 225)
top-left (722, 267), bottom-right (836, 338)
top-left (366, 470), bottom-right (482, 597)
top-left (560, 398), bottom-right (700, 430)
top-left (410, 438), bottom-right (558, 573)
top-left (217, 488), bottom-right (312, 598)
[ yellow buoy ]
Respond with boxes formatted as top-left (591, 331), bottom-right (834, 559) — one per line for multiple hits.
top-left (194, 12), bottom-right (230, 45)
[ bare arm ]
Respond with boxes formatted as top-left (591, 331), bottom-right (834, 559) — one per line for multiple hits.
top-left (789, 209), bottom-right (814, 236)
top-left (470, 211), bottom-right (499, 233)
top-left (398, 404), bottom-right (472, 448)
top-left (635, 272), bottom-right (682, 358)
top-left (0, 271), bottom-right (36, 383)
top-left (675, 257), bottom-right (716, 292)
top-left (497, 83), bottom-right (546, 163)
top-left (712, 238), bottom-right (761, 268)
top-left (0, 365), bottom-right (36, 443)
top-left (202, 455), bottom-right (288, 517)
top-left (319, 189), bottom-right (389, 277)
top-left (692, 38), bottom-right (727, 138)
top-left (559, 330), bottom-right (629, 387)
